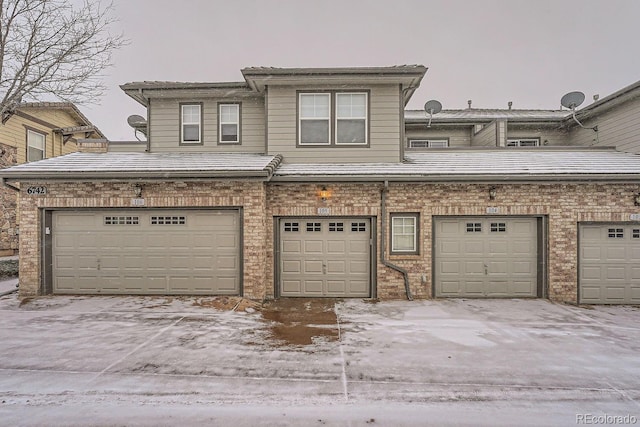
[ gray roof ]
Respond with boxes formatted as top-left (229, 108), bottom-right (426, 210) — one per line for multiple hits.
top-left (0, 152), bottom-right (282, 180)
top-left (273, 148), bottom-right (640, 182)
top-left (404, 109), bottom-right (570, 123)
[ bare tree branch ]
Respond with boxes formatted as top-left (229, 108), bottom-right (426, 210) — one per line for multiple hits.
top-left (0, 0), bottom-right (127, 116)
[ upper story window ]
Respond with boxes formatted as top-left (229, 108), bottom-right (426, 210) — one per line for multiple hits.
top-left (180, 103), bottom-right (202, 144)
top-left (298, 91), bottom-right (368, 146)
top-left (408, 139), bottom-right (449, 149)
top-left (219, 103), bottom-right (240, 144)
top-left (336, 93), bottom-right (367, 144)
top-left (27, 129), bottom-right (45, 162)
top-left (507, 138), bottom-right (539, 147)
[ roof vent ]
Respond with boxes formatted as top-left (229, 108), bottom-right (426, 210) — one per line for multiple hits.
top-left (508, 101), bottom-right (513, 110)
top-left (467, 100), bottom-right (472, 109)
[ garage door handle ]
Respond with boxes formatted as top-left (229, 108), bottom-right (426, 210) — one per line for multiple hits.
top-left (484, 264), bottom-right (488, 275)
top-left (322, 263), bottom-right (327, 275)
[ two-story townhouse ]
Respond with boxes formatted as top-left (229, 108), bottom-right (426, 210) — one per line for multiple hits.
top-left (2, 66), bottom-right (640, 305)
top-left (0, 102), bottom-right (105, 255)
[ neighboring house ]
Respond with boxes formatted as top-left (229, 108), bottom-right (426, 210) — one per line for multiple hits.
top-left (0, 102), bottom-right (105, 255)
top-left (2, 66), bottom-right (640, 305)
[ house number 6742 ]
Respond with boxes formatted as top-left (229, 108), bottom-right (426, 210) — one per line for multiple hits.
top-left (26, 186), bottom-right (47, 195)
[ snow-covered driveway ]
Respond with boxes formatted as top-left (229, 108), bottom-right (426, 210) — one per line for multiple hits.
top-left (1, 295), bottom-right (639, 426)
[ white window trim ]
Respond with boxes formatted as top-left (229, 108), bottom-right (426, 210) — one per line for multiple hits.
top-left (27, 129), bottom-right (46, 162)
top-left (335, 92), bottom-right (368, 145)
top-left (181, 104), bottom-right (201, 144)
top-left (391, 215), bottom-right (418, 254)
top-left (219, 103), bottom-right (240, 144)
top-left (408, 139), bottom-right (449, 149)
top-left (506, 138), bottom-right (539, 147)
top-left (299, 93), bottom-right (331, 145)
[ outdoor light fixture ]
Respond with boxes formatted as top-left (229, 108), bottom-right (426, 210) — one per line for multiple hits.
top-left (133, 184), bottom-right (143, 198)
top-left (319, 186), bottom-right (330, 201)
top-left (634, 193), bottom-right (640, 207)
top-left (489, 186), bottom-right (497, 201)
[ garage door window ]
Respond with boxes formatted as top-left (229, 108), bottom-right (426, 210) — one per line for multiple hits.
top-left (104, 216), bottom-right (139, 225)
top-left (633, 229), bottom-right (640, 238)
top-left (391, 214), bottom-right (419, 255)
top-left (351, 222), bottom-right (367, 232)
top-left (151, 216), bottom-right (186, 225)
top-left (466, 222), bottom-right (482, 232)
top-left (284, 222), bottom-right (299, 232)
top-left (306, 222), bottom-right (321, 232)
top-left (329, 222), bottom-right (344, 232)
top-left (608, 228), bottom-right (624, 238)
top-left (491, 222), bottom-right (507, 232)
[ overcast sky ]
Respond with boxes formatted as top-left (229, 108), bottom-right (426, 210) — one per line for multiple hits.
top-left (83, 0), bottom-right (640, 141)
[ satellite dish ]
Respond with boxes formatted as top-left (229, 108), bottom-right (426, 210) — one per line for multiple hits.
top-left (423, 100), bottom-right (442, 128)
top-left (560, 91), bottom-right (597, 133)
top-left (127, 114), bottom-right (146, 127)
top-left (560, 91), bottom-right (585, 110)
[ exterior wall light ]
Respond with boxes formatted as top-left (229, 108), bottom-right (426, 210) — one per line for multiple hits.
top-left (489, 186), bottom-right (497, 201)
top-left (133, 184), bottom-right (143, 198)
top-left (319, 186), bottom-right (330, 201)
top-left (634, 193), bottom-right (640, 207)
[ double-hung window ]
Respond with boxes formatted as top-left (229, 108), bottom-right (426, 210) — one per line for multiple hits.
top-left (181, 103), bottom-right (202, 144)
top-left (391, 214), bottom-right (419, 255)
top-left (299, 93), bottom-right (331, 144)
top-left (219, 103), bottom-right (240, 144)
top-left (336, 93), bottom-right (367, 144)
top-left (298, 92), bottom-right (368, 145)
top-left (27, 129), bottom-right (45, 162)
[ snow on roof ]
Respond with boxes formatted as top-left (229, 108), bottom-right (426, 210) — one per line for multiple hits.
top-left (404, 109), bottom-right (570, 122)
top-left (273, 148), bottom-right (640, 181)
top-left (0, 152), bottom-right (282, 180)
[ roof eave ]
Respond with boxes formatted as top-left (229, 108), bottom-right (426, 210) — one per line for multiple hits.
top-left (271, 173), bottom-right (640, 183)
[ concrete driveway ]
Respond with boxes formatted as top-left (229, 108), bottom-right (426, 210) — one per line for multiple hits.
top-left (0, 294), bottom-right (639, 426)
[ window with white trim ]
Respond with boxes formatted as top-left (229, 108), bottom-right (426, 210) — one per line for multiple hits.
top-left (391, 214), bottom-right (419, 254)
top-left (507, 138), bottom-right (539, 147)
top-left (336, 93), bottom-right (367, 144)
top-left (298, 92), bottom-right (368, 145)
top-left (299, 93), bottom-right (331, 144)
top-left (408, 139), bottom-right (449, 149)
top-left (27, 129), bottom-right (45, 162)
top-left (181, 104), bottom-right (201, 144)
top-left (219, 103), bottom-right (240, 143)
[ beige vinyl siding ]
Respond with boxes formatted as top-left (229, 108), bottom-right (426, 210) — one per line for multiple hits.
top-left (148, 97), bottom-right (265, 153)
top-left (507, 127), bottom-right (568, 146)
top-left (405, 128), bottom-right (471, 148)
top-left (267, 84), bottom-right (402, 163)
top-left (567, 97), bottom-right (640, 153)
top-left (0, 109), bottom-right (81, 163)
top-left (471, 120), bottom-right (498, 147)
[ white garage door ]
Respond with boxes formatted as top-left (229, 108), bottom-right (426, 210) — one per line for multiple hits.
top-left (279, 218), bottom-right (371, 297)
top-left (435, 217), bottom-right (539, 298)
top-left (52, 210), bottom-right (240, 295)
top-left (579, 224), bottom-right (640, 304)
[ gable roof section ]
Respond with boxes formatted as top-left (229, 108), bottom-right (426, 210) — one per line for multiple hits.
top-left (120, 81), bottom-right (251, 106)
top-left (273, 148), bottom-right (640, 182)
top-left (0, 152), bottom-right (282, 180)
top-left (7, 102), bottom-right (106, 138)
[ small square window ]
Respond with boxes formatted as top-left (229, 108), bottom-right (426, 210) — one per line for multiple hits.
top-left (284, 222), bottom-right (299, 232)
top-left (466, 223), bottom-right (482, 233)
top-left (306, 222), bottom-right (321, 232)
top-left (391, 214), bottom-right (418, 254)
top-left (608, 228), bottom-right (624, 238)
top-left (490, 222), bottom-right (506, 233)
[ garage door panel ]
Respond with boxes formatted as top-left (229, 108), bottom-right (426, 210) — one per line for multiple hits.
top-left (580, 224), bottom-right (640, 304)
top-left (52, 210), bottom-right (240, 295)
top-left (280, 218), bottom-right (371, 297)
top-left (435, 217), bottom-right (538, 298)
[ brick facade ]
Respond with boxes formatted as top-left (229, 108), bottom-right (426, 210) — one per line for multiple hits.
top-left (0, 143), bottom-right (18, 254)
top-left (17, 178), bottom-right (640, 303)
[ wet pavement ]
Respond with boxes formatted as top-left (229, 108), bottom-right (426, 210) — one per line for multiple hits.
top-left (0, 294), bottom-right (639, 426)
